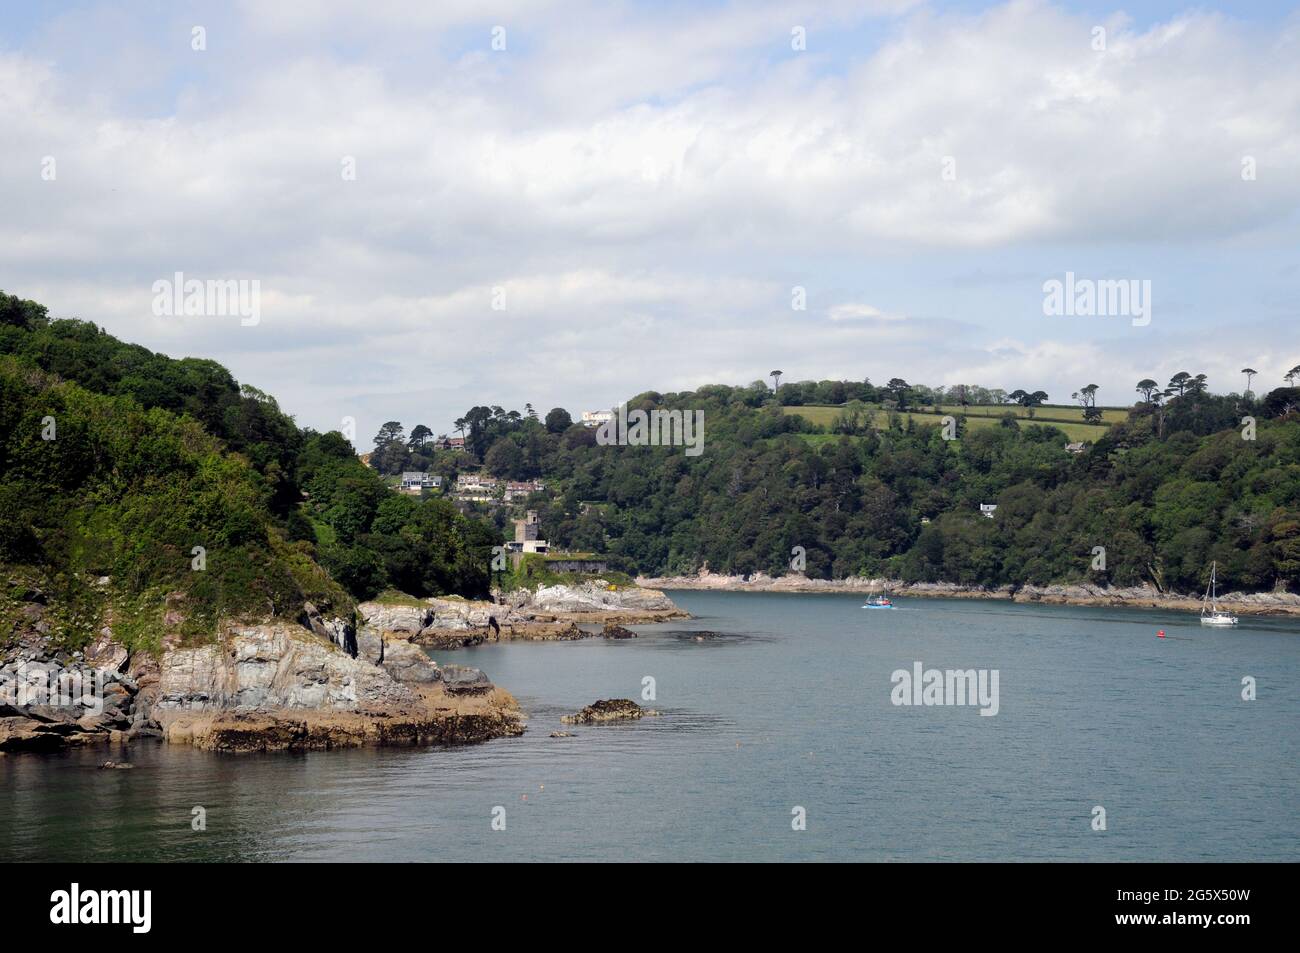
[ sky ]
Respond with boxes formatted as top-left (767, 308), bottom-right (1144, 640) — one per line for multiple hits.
top-left (2, 0), bottom-right (1298, 443)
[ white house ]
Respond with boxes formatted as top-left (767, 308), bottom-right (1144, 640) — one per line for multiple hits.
top-left (979, 504), bottom-right (998, 519)
top-left (455, 473), bottom-right (499, 493)
top-left (581, 410), bottom-right (613, 428)
top-left (398, 472), bottom-right (440, 495)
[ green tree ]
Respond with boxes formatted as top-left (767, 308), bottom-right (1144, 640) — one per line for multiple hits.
top-left (373, 421), bottom-right (404, 449)
top-left (545, 407), bottom-right (572, 433)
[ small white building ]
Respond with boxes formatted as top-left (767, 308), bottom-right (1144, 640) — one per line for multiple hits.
top-left (979, 504), bottom-right (998, 519)
top-left (581, 410), bottom-right (613, 428)
top-left (398, 472), bottom-right (440, 495)
top-left (455, 472), bottom-right (499, 493)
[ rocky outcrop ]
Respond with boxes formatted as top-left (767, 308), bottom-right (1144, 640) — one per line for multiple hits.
top-left (300, 602), bottom-right (358, 657)
top-left (153, 623), bottom-right (419, 714)
top-left (160, 696), bottom-right (525, 753)
top-left (1, 657), bottom-right (138, 751)
top-left (357, 603), bottom-right (434, 635)
top-left (357, 630), bottom-right (442, 683)
top-left (514, 581), bottom-right (683, 616)
top-left (560, 698), bottom-right (658, 725)
top-left (2, 605), bottom-right (522, 753)
top-left (437, 664), bottom-right (493, 695)
top-left (354, 583), bottom-right (685, 653)
top-left (602, 623), bottom-right (638, 639)
top-left (150, 624), bottom-right (522, 752)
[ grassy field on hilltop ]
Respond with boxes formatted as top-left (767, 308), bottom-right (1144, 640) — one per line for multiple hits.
top-left (781, 404), bottom-right (1119, 442)
top-left (930, 403), bottom-right (1129, 423)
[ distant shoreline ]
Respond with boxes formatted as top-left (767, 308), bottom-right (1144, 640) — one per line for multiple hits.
top-left (636, 573), bottom-right (1300, 619)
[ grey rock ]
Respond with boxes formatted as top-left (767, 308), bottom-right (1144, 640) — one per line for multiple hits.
top-left (154, 623), bottom-right (420, 714)
top-left (438, 664), bottom-right (492, 696)
top-left (85, 630), bottom-right (129, 673)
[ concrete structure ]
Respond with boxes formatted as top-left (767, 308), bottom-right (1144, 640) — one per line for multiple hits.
top-left (544, 557), bottom-right (610, 574)
top-left (506, 510), bottom-right (550, 564)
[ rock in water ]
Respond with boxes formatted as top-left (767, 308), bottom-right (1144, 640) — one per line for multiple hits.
top-left (601, 623), bottom-right (638, 639)
top-left (438, 664), bottom-right (492, 696)
top-left (560, 698), bottom-right (658, 725)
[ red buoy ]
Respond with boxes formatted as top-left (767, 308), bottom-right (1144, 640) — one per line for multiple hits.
top-left (1157, 630), bottom-right (1166, 638)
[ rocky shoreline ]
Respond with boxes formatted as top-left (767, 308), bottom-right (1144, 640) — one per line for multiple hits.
top-left (635, 571), bottom-right (1300, 618)
top-left (365, 581), bottom-right (688, 650)
top-left (2, 592), bottom-right (524, 754)
top-left (2, 581), bottom-right (687, 755)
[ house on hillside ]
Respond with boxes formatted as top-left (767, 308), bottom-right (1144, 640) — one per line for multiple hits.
top-left (398, 472), bottom-right (441, 495)
top-left (979, 504), bottom-right (998, 519)
top-left (434, 435), bottom-right (467, 452)
top-left (456, 472), bottom-right (498, 492)
top-left (581, 410), bottom-right (613, 428)
top-left (504, 479), bottom-right (545, 501)
top-left (452, 472), bottom-right (499, 502)
top-left (1064, 442), bottom-right (1087, 454)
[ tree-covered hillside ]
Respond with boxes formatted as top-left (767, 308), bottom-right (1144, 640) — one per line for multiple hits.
top-left (442, 381), bottom-right (1300, 596)
top-left (1, 292), bottom-right (498, 653)
top-left (0, 356), bottom-right (351, 649)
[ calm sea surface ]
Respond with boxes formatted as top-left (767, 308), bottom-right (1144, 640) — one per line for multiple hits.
top-left (3, 591), bottom-right (1297, 862)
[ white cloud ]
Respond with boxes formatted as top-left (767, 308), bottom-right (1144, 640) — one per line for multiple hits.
top-left (1, 0), bottom-right (1297, 441)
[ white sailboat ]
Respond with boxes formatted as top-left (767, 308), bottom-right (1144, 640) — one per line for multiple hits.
top-left (1199, 561), bottom-right (1238, 626)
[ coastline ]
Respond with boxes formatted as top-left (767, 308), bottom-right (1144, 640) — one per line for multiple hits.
top-left (635, 572), bottom-right (1300, 619)
top-left (371, 582), bottom-right (689, 651)
top-left (2, 582), bottom-right (686, 756)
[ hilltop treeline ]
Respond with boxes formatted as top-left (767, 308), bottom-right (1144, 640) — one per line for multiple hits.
top-left (0, 292), bottom-right (496, 650)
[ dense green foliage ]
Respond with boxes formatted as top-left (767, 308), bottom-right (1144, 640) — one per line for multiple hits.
top-left (295, 431), bottom-right (497, 599)
top-left (5, 287), bottom-right (1297, 623)
top-left (446, 383), bottom-right (1300, 595)
top-left (0, 357), bottom-right (351, 649)
top-left (0, 293), bottom-right (498, 636)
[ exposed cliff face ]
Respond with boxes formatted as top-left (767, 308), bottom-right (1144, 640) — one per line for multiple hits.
top-left (4, 609), bottom-right (523, 753)
top-left (356, 603), bottom-right (434, 636)
top-left (143, 622), bottom-right (522, 752)
top-left (153, 623), bottom-right (420, 714)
